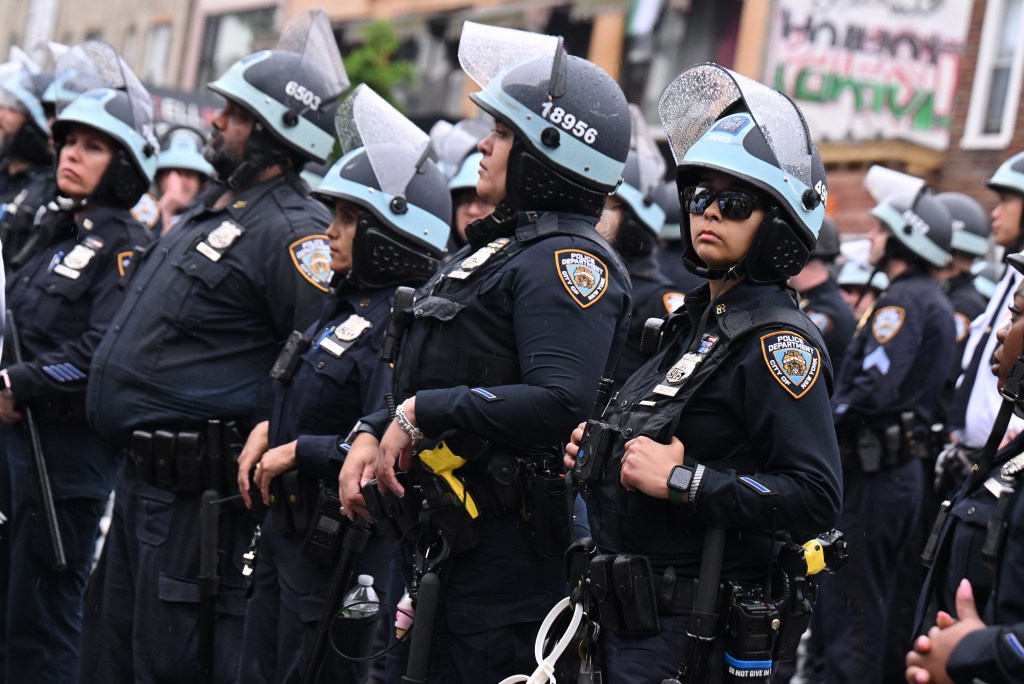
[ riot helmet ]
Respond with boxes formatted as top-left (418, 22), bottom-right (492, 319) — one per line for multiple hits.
top-left (458, 21), bottom-right (630, 216)
top-left (870, 190), bottom-right (953, 269)
top-left (987, 151), bottom-right (1024, 253)
top-left (315, 84), bottom-right (451, 289)
top-left (430, 117), bottom-right (491, 182)
top-left (609, 104), bottom-right (666, 259)
top-left (659, 63), bottom-right (828, 282)
top-left (207, 10), bottom-right (349, 186)
top-left (0, 61), bottom-right (53, 164)
top-left (654, 180), bottom-right (682, 241)
top-left (935, 192), bottom-right (990, 258)
top-left (51, 41), bottom-right (158, 209)
top-left (157, 127), bottom-right (215, 178)
top-left (812, 216), bottom-right (841, 261)
top-left (837, 260), bottom-right (889, 293)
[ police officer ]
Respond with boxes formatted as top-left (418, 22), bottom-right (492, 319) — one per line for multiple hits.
top-left (566, 63), bottom-right (842, 683)
top-left (790, 216), bottom-right (857, 374)
top-left (907, 282), bottom-right (1024, 684)
top-left (339, 21), bottom-right (632, 682)
top-left (837, 259), bottom-right (890, 322)
top-left (0, 47), bottom-right (156, 682)
top-left (821, 188), bottom-right (957, 684)
top-left (79, 11), bottom-right (346, 683)
top-left (154, 126), bottom-right (214, 235)
top-left (947, 152), bottom-right (1024, 466)
top-left (596, 104), bottom-right (684, 385)
top-left (430, 117), bottom-right (493, 253)
top-left (234, 85), bottom-right (452, 684)
top-left (0, 61), bottom-right (56, 267)
top-left (654, 178), bottom-right (706, 293)
top-left (936, 192), bottom-right (990, 370)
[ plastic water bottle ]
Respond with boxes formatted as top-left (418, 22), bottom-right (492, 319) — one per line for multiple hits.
top-left (341, 574), bottom-right (379, 619)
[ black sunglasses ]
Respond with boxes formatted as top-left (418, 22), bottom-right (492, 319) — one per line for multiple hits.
top-left (681, 185), bottom-right (761, 220)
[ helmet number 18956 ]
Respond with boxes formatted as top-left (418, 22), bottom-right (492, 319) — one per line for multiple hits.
top-left (540, 102), bottom-right (598, 144)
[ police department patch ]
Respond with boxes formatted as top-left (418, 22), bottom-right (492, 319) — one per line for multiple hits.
top-left (663, 292), bottom-right (686, 312)
top-left (290, 235), bottom-right (332, 292)
top-left (130, 192), bottom-right (162, 229)
top-left (871, 306), bottom-right (906, 344)
top-left (760, 331), bottom-right (821, 399)
top-left (807, 311), bottom-right (833, 334)
top-left (954, 312), bottom-right (970, 344)
top-left (555, 249), bottom-right (609, 309)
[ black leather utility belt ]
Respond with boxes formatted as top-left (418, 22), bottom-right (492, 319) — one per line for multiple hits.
top-left (363, 434), bottom-right (570, 557)
top-left (129, 419), bottom-right (244, 494)
top-left (838, 412), bottom-right (930, 473)
top-left (31, 394), bottom-right (88, 422)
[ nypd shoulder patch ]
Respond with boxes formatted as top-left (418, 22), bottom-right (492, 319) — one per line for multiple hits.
top-left (872, 306), bottom-right (906, 344)
top-left (807, 311), bottom-right (833, 335)
top-left (954, 312), bottom-right (970, 344)
top-left (555, 249), bottom-right (609, 309)
top-left (130, 192), bottom-right (162, 230)
top-left (290, 235), bottom-right (332, 293)
top-left (662, 292), bottom-right (686, 313)
top-left (760, 330), bottom-right (822, 400)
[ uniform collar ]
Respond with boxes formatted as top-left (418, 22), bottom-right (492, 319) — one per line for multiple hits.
top-left (74, 205), bottom-right (124, 233)
top-left (684, 279), bottom-right (791, 329)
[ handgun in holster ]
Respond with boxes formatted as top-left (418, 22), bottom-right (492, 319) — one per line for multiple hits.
top-left (525, 467), bottom-right (571, 557)
top-left (418, 441), bottom-right (479, 518)
top-left (361, 473), bottom-right (418, 543)
top-left (380, 286), bottom-right (416, 365)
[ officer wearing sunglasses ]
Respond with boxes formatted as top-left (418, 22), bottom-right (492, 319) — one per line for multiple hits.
top-left (565, 64), bottom-right (841, 682)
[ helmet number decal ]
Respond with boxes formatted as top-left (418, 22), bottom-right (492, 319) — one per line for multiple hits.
top-left (285, 81), bottom-right (322, 112)
top-left (540, 103), bottom-right (598, 144)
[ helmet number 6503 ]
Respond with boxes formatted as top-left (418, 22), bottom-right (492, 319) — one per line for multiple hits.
top-left (285, 81), bottom-right (322, 112)
top-left (540, 102), bottom-right (598, 144)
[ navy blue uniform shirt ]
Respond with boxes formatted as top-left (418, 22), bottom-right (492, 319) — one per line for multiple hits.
top-left (614, 253), bottom-right (685, 387)
top-left (800, 276), bottom-right (856, 376)
top-left (0, 160), bottom-right (54, 267)
top-left (86, 175), bottom-right (332, 446)
top-left (833, 271), bottom-right (956, 429)
top-left (590, 280), bottom-right (843, 579)
top-left (4, 204), bottom-right (152, 400)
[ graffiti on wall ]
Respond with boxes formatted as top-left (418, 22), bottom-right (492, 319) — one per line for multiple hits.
top-left (764, 0), bottom-right (974, 150)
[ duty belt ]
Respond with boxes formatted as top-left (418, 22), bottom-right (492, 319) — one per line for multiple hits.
top-left (129, 419), bottom-right (244, 494)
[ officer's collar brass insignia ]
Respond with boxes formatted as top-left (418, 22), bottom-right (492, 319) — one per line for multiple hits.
top-left (653, 334), bottom-right (719, 397)
top-left (449, 238), bottom-right (510, 281)
top-left (760, 330), bottom-right (821, 400)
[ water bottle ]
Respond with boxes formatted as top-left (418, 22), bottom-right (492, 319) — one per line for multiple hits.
top-left (341, 574), bottom-right (379, 619)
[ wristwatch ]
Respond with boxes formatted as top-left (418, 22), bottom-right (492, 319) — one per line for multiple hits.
top-left (666, 464), bottom-right (694, 505)
top-left (0, 369), bottom-right (12, 398)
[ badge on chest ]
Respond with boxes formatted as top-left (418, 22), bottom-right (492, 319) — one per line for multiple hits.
top-left (652, 334), bottom-right (719, 397)
top-left (318, 314), bottom-right (373, 357)
top-left (53, 238), bottom-right (103, 280)
top-left (196, 221), bottom-right (244, 262)
top-left (448, 238), bottom-right (510, 280)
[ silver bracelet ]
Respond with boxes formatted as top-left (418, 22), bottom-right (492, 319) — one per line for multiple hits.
top-left (688, 464), bottom-right (705, 506)
top-left (395, 403), bottom-right (423, 445)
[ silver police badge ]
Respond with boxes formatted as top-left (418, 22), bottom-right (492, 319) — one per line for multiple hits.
top-left (63, 244), bottom-right (97, 270)
top-left (208, 221), bottom-right (243, 250)
top-left (336, 315), bottom-right (372, 341)
top-left (666, 353), bottom-right (700, 384)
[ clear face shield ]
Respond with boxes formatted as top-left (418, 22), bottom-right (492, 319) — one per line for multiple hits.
top-left (275, 8), bottom-right (350, 100)
top-left (430, 117), bottom-right (492, 180)
top-left (628, 104), bottom-right (666, 201)
top-left (457, 21), bottom-right (563, 98)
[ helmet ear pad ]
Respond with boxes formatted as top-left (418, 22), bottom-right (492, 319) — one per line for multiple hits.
top-left (504, 139), bottom-right (605, 217)
top-left (350, 212), bottom-right (439, 290)
top-left (744, 210), bottom-right (812, 283)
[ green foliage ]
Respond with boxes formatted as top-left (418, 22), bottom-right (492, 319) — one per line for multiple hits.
top-left (342, 21), bottom-right (416, 109)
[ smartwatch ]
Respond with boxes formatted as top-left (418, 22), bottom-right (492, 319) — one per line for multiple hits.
top-left (667, 464), bottom-right (694, 505)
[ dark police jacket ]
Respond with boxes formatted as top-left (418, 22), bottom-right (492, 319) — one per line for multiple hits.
top-left (799, 276), bottom-right (856, 376)
top-left (86, 175), bottom-right (332, 447)
top-left (832, 270), bottom-right (956, 431)
top-left (0, 159), bottom-right (56, 268)
top-left (943, 444), bottom-right (1024, 683)
top-left (269, 284), bottom-right (395, 481)
top-left (363, 210), bottom-right (632, 457)
top-left (589, 280), bottom-right (843, 580)
top-left (614, 253), bottom-right (686, 387)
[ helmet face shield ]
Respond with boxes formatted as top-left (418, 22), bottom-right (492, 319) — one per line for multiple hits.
top-left (614, 104), bottom-right (667, 235)
top-left (430, 117), bottom-right (491, 180)
top-left (659, 63), bottom-right (826, 243)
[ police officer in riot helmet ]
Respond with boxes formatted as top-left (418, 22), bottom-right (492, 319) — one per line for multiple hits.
top-left (0, 41), bottom-right (156, 682)
top-left (564, 63), bottom-right (842, 683)
top-left (654, 178), bottom-right (706, 294)
top-left (79, 12), bottom-right (345, 682)
top-left (339, 22), bottom-right (632, 682)
top-left (596, 104), bottom-right (685, 386)
top-left (936, 192), bottom-right (990, 367)
top-left (821, 187), bottom-right (957, 684)
top-left (154, 126), bottom-right (214, 235)
top-left (429, 117), bottom-right (494, 253)
top-left (790, 216), bottom-right (856, 374)
top-left (837, 259), bottom-right (889, 321)
top-left (0, 62), bottom-right (57, 267)
top-left (235, 85), bottom-right (451, 684)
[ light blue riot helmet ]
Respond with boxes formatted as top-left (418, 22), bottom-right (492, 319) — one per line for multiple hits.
top-left (458, 21), bottom-right (630, 216)
top-left (972, 260), bottom-right (999, 299)
top-left (611, 104), bottom-right (666, 259)
top-left (207, 9), bottom-right (349, 181)
top-left (837, 260), bottom-right (889, 294)
top-left (448, 151), bottom-right (483, 193)
top-left (430, 117), bottom-right (491, 182)
top-left (987, 150), bottom-right (1024, 252)
top-left (156, 127), bottom-right (214, 178)
top-left (654, 180), bottom-right (682, 241)
top-left (659, 63), bottom-right (828, 282)
top-left (870, 190), bottom-right (953, 269)
top-left (316, 84), bottom-right (451, 289)
top-left (52, 67), bottom-right (159, 209)
top-left (299, 158), bottom-right (330, 190)
top-left (1, 64), bottom-right (53, 164)
top-left (935, 192), bottom-right (990, 258)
